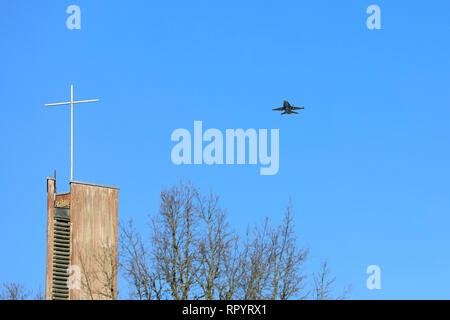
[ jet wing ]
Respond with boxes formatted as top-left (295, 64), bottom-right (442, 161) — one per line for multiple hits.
top-left (292, 106), bottom-right (304, 110)
top-left (272, 107), bottom-right (285, 111)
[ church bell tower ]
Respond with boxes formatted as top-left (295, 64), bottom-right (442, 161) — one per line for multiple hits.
top-left (46, 177), bottom-right (119, 300)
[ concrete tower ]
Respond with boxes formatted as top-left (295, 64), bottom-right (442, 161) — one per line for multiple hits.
top-left (46, 177), bottom-right (119, 300)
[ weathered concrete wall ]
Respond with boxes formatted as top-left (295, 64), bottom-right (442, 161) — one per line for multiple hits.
top-left (45, 178), bottom-right (55, 300)
top-left (69, 181), bottom-right (118, 300)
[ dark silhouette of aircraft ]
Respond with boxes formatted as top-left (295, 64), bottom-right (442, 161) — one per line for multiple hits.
top-left (272, 100), bottom-right (304, 115)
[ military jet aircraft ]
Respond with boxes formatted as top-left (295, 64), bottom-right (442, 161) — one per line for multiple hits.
top-left (272, 100), bottom-right (304, 115)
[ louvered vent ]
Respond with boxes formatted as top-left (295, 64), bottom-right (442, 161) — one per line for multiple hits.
top-left (52, 208), bottom-right (71, 300)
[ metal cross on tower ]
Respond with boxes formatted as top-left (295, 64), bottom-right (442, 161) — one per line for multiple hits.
top-left (45, 84), bottom-right (99, 181)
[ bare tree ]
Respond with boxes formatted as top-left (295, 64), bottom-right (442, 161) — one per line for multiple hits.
top-left (151, 180), bottom-right (201, 300)
top-left (268, 202), bottom-right (309, 300)
top-left (77, 243), bottom-right (118, 300)
top-left (196, 191), bottom-right (233, 300)
top-left (217, 234), bottom-right (245, 300)
top-left (119, 219), bottom-right (163, 300)
top-left (94, 244), bottom-right (118, 300)
top-left (118, 181), bottom-right (347, 300)
top-left (0, 282), bottom-right (49, 300)
top-left (239, 203), bottom-right (308, 300)
top-left (313, 260), bottom-right (351, 300)
top-left (0, 282), bottom-right (31, 300)
top-left (78, 251), bottom-right (95, 300)
top-left (120, 181), bottom-right (235, 300)
top-left (34, 284), bottom-right (45, 300)
top-left (241, 217), bottom-right (274, 299)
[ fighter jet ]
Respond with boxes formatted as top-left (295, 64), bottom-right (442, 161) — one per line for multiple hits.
top-left (272, 100), bottom-right (304, 115)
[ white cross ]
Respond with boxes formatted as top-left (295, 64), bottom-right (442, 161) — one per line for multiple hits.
top-left (45, 84), bottom-right (99, 181)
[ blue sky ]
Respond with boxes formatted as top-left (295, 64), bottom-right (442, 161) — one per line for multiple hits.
top-left (0, 0), bottom-right (449, 299)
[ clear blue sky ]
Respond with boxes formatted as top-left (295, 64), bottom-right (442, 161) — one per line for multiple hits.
top-left (0, 0), bottom-right (449, 299)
